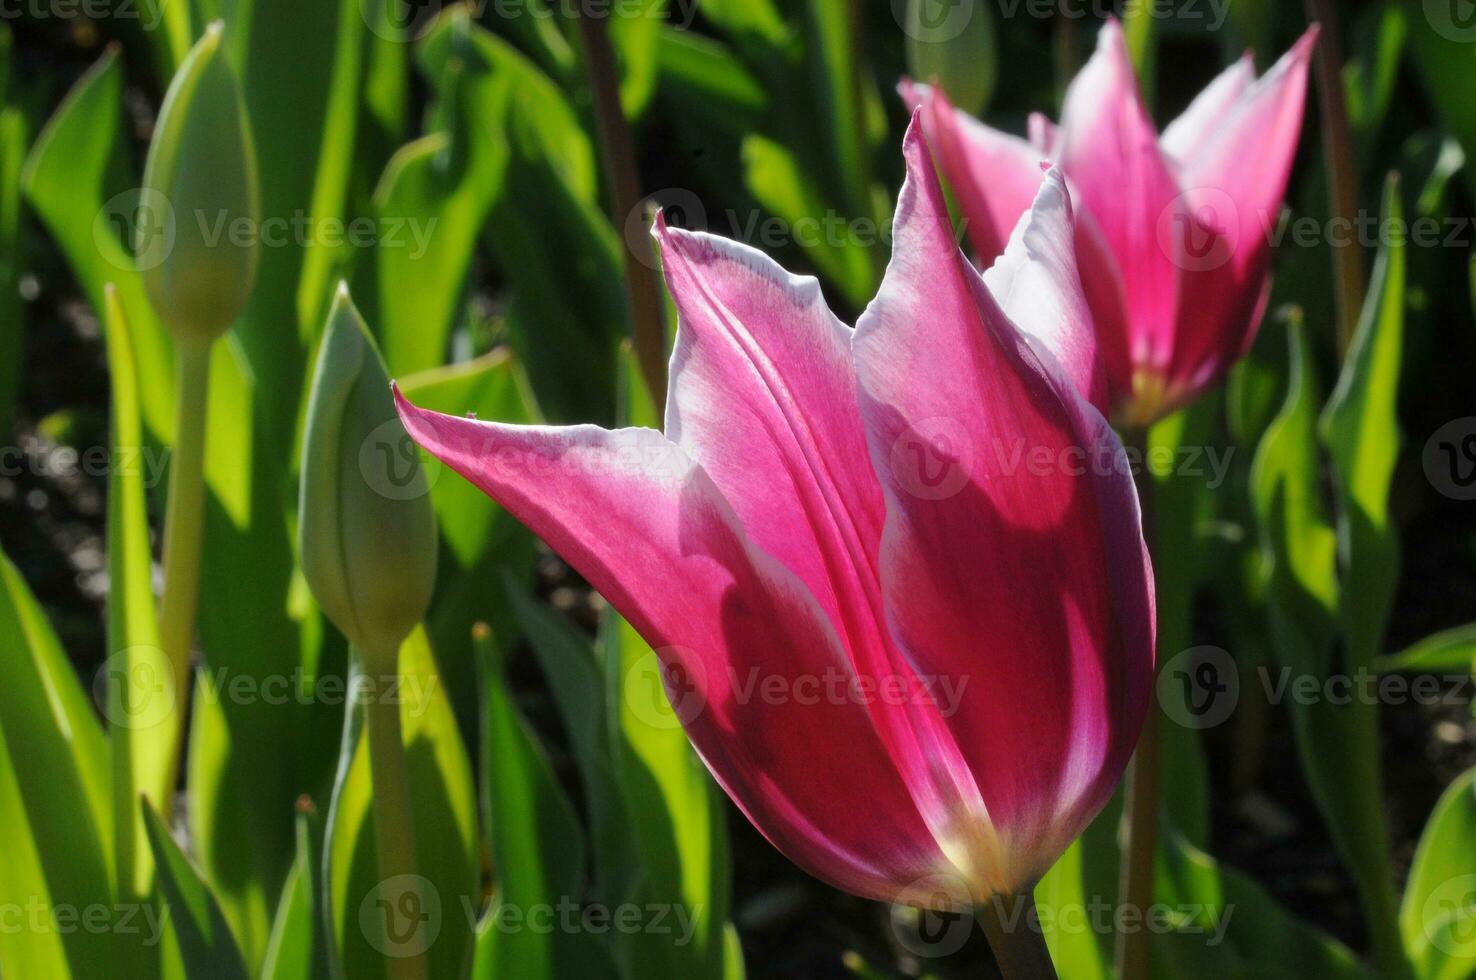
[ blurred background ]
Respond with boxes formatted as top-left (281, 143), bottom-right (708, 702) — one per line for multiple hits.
top-left (1, 0), bottom-right (1475, 977)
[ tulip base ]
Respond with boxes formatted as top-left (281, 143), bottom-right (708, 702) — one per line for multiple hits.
top-left (977, 891), bottom-right (1058, 980)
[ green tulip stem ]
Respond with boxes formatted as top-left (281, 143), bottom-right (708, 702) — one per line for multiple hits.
top-left (977, 891), bottom-right (1058, 980)
top-left (156, 336), bottom-right (212, 801)
top-left (357, 641), bottom-right (430, 980)
top-left (1114, 425), bottom-right (1158, 980)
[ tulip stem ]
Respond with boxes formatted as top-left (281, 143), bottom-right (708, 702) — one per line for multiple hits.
top-left (1115, 425), bottom-right (1159, 980)
top-left (576, 8), bottom-right (668, 417)
top-left (156, 337), bottom-right (212, 803)
top-left (977, 891), bottom-right (1058, 980)
top-left (357, 641), bottom-right (430, 980)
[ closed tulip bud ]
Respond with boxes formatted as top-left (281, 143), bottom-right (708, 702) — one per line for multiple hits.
top-left (139, 21), bottom-right (259, 344)
top-left (300, 285), bottom-right (436, 661)
top-left (904, 0), bottom-right (997, 117)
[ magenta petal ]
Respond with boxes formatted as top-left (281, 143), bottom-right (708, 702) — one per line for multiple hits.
top-left (1057, 19), bottom-right (1185, 378)
top-left (393, 391), bottom-right (951, 901)
top-left (982, 168), bottom-right (1110, 415)
top-left (902, 79), bottom-right (1046, 262)
top-left (853, 120), bottom-right (1155, 887)
top-left (1166, 26), bottom-right (1317, 397)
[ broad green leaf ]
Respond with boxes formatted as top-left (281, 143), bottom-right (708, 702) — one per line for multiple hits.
top-left (1401, 769), bottom-right (1476, 978)
top-left (607, 614), bottom-right (735, 978)
top-left (609, 0), bottom-right (668, 117)
top-left (1321, 174), bottom-right (1406, 672)
top-left (506, 585), bottom-right (634, 906)
top-left (0, 549), bottom-right (114, 976)
top-left (295, 0), bottom-right (368, 337)
top-left (21, 49), bottom-right (174, 439)
top-left (1154, 824), bottom-right (1371, 978)
top-left (144, 803), bottom-right (250, 980)
top-left (328, 627), bottom-right (478, 980)
top-left (472, 627), bottom-right (591, 979)
top-left (0, 715), bottom-right (74, 978)
top-left (261, 807), bottom-right (329, 980)
top-left (697, 0), bottom-right (790, 46)
top-left (1376, 624), bottom-right (1476, 674)
top-left (1034, 793), bottom-right (1120, 978)
top-left (102, 285), bottom-right (168, 910)
top-left (420, 11), bottom-right (625, 423)
top-left (1405, 0), bottom-right (1476, 199)
top-left (741, 133), bottom-right (874, 309)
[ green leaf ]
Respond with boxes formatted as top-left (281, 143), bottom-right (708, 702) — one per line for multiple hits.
top-left (1034, 793), bottom-right (1119, 979)
top-left (1320, 173), bottom-right (1407, 674)
top-left (102, 285), bottom-right (169, 912)
top-left (609, 0), bottom-right (667, 118)
top-left (1377, 624), bottom-right (1476, 675)
top-left (261, 806), bottom-right (329, 980)
top-left (1154, 824), bottom-right (1372, 978)
top-left (1404, 0), bottom-right (1476, 199)
top-left (471, 627), bottom-right (591, 979)
top-left (144, 803), bottom-right (250, 980)
top-left (328, 627), bottom-right (478, 980)
top-left (606, 614), bottom-right (736, 978)
top-left (0, 716), bottom-right (75, 978)
top-left (1401, 769), bottom-right (1476, 978)
top-left (0, 548), bottom-right (114, 977)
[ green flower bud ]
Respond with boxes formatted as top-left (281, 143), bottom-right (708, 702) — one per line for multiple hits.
top-left (139, 21), bottom-right (259, 344)
top-left (299, 285), bottom-right (437, 659)
top-left (904, 0), bottom-right (997, 117)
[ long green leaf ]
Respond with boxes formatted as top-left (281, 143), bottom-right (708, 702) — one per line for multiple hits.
top-left (1401, 769), bottom-right (1476, 978)
top-left (143, 803), bottom-right (249, 980)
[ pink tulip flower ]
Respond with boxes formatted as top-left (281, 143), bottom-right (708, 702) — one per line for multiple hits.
top-left (905, 20), bottom-right (1318, 427)
top-left (395, 118), bottom-right (1155, 907)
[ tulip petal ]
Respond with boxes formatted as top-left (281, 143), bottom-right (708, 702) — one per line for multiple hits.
top-left (654, 210), bottom-right (997, 896)
top-left (1159, 53), bottom-right (1255, 164)
top-left (853, 120), bottom-right (1154, 888)
top-left (393, 393), bottom-right (952, 901)
top-left (901, 79), bottom-right (1046, 261)
top-left (1168, 27), bottom-right (1317, 393)
top-left (1057, 19), bottom-right (1185, 375)
top-left (982, 167), bottom-right (1109, 414)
